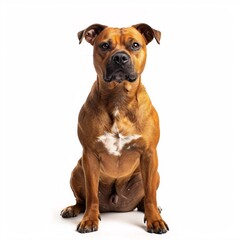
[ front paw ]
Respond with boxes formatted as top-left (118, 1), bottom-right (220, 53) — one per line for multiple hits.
top-left (76, 215), bottom-right (100, 233)
top-left (145, 217), bottom-right (169, 234)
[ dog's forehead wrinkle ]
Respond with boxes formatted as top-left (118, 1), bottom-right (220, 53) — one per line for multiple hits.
top-left (101, 28), bottom-right (138, 45)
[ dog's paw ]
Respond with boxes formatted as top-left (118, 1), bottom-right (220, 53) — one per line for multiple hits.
top-left (76, 219), bottom-right (99, 233)
top-left (60, 206), bottom-right (79, 218)
top-left (146, 218), bottom-right (169, 234)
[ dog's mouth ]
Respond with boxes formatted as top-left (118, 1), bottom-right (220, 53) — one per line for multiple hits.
top-left (104, 70), bottom-right (137, 83)
top-left (104, 52), bottom-right (138, 83)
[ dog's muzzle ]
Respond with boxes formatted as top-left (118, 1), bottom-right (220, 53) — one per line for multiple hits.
top-left (104, 52), bottom-right (137, 83)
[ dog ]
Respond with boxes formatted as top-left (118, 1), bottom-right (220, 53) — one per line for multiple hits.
top-left (61, 23), bottom-right (169, 234)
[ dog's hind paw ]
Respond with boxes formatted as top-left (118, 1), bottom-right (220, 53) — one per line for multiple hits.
top-left (61, 204), bottom-right (83, 218)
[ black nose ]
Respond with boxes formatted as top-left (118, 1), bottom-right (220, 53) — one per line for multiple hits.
top-left (112, 52), bottom-right (130, 65)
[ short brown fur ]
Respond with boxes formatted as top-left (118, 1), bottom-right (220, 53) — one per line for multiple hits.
top-left (61, 23), bottom-right (168, 234)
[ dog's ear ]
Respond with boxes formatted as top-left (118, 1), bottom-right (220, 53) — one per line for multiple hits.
top-left (77, 24), bottom-right (108, 45)
top-left (132, 23), bottom-right (161, 44)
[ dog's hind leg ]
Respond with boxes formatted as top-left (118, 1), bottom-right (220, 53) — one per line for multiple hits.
top-left (61, 158), bottom-right (86, 218)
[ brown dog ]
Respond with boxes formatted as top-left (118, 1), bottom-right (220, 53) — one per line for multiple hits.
top-left (61, 23), bottom-right (169, 234)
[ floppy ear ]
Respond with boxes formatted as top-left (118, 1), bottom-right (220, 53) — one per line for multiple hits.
top-left (77, 24), bottom-right (108, 45)
top-left (132, 23), bottom-right (161, 44)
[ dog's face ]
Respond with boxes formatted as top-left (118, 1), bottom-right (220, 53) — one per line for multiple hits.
top-left (93, 27), bottom-right (147, 83)
top-left (78, 24), bottom-right (161, 84)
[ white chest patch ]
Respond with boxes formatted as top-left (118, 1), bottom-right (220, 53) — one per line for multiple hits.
top-left (97, 123), bottom-right (141, 156)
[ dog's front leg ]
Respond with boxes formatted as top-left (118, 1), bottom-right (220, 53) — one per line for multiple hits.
top-left (140, 148), bottom-right (169, 234)
top-left (76, 150), bottom-right (100, 233)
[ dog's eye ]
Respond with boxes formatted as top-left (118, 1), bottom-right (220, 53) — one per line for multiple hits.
top-left (131, 42), bottom-right (140, 51)
top-left (100, 42), bottom-right (110, 50)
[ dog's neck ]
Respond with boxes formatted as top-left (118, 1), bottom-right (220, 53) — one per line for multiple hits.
top-left (96, 77), bottom-right (142, 114)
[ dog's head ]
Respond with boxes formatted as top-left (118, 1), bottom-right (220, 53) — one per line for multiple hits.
top-left (78, 23), bottom-right (161, 84)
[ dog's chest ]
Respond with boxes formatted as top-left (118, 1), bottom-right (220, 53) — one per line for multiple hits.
top-left (97, 108), bottom-right (141, 156)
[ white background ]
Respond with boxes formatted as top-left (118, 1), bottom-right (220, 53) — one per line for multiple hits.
top-left (1, 0), bottom-right (240, 239)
